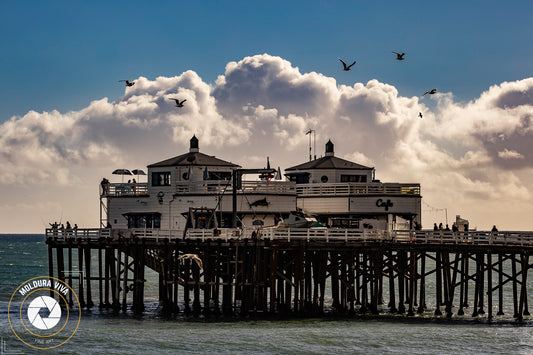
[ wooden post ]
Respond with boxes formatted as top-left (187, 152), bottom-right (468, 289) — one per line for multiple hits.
top-left (487, 252), bottom-right (493, 321)
top-left (121, 250), bottom-right (128, 312)
top-left (398, 251), bottom-right (405, 314)
top-left (518, 253), bottom-right (529, 321)
top-left (330, 252), bottom-right (340, 310)
top-left (48, 244), bottom-right (54, 298)
top-left (477, 253), bottom-right (485, 315)
top-left (389, 251), bottom-right (397, 312)
top-left (270, 246), bottom-right (278, 313)
top-left (114, 248), bottom-right (121, 310)
top-left (434, 251), bottom-right (442, 316)
top-left (463, 254), bottom-right (470, 308)
top-left (68, 240), bottom-right (73, 306)
top-left (85, 246), bottom-right (94, 308)
top-left (417, 252), bottom-right (426, 314)
top-left (458, 252), bottom-right (465, 316)
top-left (98, 242), bottom-right (103, 308)
top-left (512, 254), bottom-right (518, 318)
top-left (408, 251), bottom-right (416, 316)
top-left (78, 242), bottom-right (86, 308)
top-left (497, 253), bottom-right (504, 316)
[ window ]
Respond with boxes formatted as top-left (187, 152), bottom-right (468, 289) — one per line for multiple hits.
top-left (152, 172), bottom-right (171, 186)
top-left (341, 174), bottom-right (367, 183)
top-left (287, 173), bottom-right (310, 184)
top-left (321, 175), bottom-right (328, 183)
top-left (126, 214), bottom-right (161, 228)
top-left (208, 171), bottom-right (232, 181)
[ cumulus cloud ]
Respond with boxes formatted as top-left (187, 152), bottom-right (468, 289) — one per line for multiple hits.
top-left (1, 53), bottom-right (533, 232)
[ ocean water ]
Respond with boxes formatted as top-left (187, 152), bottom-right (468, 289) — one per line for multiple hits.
top-left (1, 234), bottom-right (533, 354)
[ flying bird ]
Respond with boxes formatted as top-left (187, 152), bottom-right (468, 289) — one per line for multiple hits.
top-left (418, 112), bottom-right (423, 119)
top-left (169, 98), bottom-right (187, 107)
top-left (177, 254), bottom-right (203, 270)
top-left (339, 58), bottom-right (356, 71)
top-left (393, 51), bottom-right (405, 60)
top-left (423, 88), bottom-right (437, 96)
top-left (119, 80), bottom-right (135, 87)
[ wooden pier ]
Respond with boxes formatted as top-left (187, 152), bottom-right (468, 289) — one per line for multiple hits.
top-left (46, 228), bottom-right (533, 321)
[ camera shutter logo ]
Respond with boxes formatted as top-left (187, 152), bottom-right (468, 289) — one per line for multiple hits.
top-left (27, 295), bottom-right (62, 330)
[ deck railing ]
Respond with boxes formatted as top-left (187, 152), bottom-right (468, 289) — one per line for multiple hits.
top-left (102, 183), bottom-right (149, 196)
top-left (100, 181), bottom-right (420, 198)
top-left (45, 228), bottom-right (111, 240)
top-left (295, 182), bottom-right (420, 196)
top-left (46, 227), bottom-right (533, 246)
top-left (175, 180), bottom-right (296, 195)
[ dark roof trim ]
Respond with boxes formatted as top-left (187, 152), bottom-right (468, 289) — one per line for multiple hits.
top-left (148, 152), bottom-right (240, 168)
top-left (286, 156), bottom-right (373, 171)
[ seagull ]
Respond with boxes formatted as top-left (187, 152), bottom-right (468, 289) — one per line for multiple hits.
top-left (169, 98), bottom-right (187, 107)
top-left (423, 88), bottom-right (437, 96)
top-left (177, 254), bottom-right (203, 270)
top-left (393, 51), bottom-right (405, 60)
top-left (339, 58), bottom-right (356, 71)
top-left (418, 112), bottom-right (423, 119)
top-left (119, 80), bottom-right (135, 87)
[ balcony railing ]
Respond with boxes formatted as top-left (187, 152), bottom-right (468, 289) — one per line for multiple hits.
top-left (175, 180), bottom-right (296, 195)
top-left (296, 182), bottom-right (420, 197)
top-left (102, 183), bottom-right (149, 196)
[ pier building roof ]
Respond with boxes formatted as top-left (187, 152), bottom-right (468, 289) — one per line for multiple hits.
top-left (286, 140), bottom-right (373, 171)
top-left (148, 135), bottom-right (240, 168)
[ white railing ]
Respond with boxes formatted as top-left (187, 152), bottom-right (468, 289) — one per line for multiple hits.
top-left (102, 183), bottom-right (149, 196)
top-left (175, 180), bottom-right (295, 195)
top-left (45, 228), bottom-right (111, 240)
top-left (296, 182), bottom-right (420, 197)
top-left (45, 227), bottom-right (533, 246)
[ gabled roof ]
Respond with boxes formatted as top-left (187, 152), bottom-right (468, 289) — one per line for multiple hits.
top-left (148, 152), bottom-right (240, 168)
top-left (285, 155), bottom-right (372, 171)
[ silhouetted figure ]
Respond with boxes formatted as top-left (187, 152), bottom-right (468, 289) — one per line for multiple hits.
top-left (119, 80), bottom-right (135, 87)
top-left (438, 223), bottom-right (444, 230)
top-left (423, 88), bottom-right (437, 96)
top-left (169, 98), bottom-right (187, 107)
top-left (100, 178), bottom-right (109, 194)
top-left (339, 58), bottom-right (356, 71)
top-left (452, 223), bottom-right (458, 233)
top-left (491, 225), bottom-right (498, 232)
top-left (445, 224), bottom-right (450, 231)
top-left (393, 51), bottom-right (405, 60)
top-left (433, 223), bottom-right (438, 231)
top-left (418, 112), bottom-right (423, 119)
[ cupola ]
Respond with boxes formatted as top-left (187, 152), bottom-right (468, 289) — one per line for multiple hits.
top-left (325, 140), bottom-right (334, 157)
top-left (190, 135), bottom-right (199, 153)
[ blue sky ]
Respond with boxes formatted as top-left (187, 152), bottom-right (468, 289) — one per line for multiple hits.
top-left (2, 1), bottom-right (533, 232)
top-left (2, 1), bottom-right (532, 120)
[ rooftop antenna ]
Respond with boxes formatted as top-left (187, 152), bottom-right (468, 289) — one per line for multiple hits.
top-left (305, 129), bottom-right (316, 161)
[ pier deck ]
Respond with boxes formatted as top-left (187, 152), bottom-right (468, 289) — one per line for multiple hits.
top-left (46, 228), bottom-right (533, 320)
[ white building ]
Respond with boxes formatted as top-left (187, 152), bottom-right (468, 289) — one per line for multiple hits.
top-left (285, 140), bottom-right (422, 230)
top-left (102, 136), bottom-right (296, 231)
top-left (102, 137), bottom-right (421, 232)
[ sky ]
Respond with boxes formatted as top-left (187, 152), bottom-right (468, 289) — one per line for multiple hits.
top-left (1, 1), bottom-right (533, 233)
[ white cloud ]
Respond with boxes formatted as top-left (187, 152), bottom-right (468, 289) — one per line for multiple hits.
top-left (498, 149), bottom-right (525, 160)
top-left (1, 54), bottom-right (533, 232)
